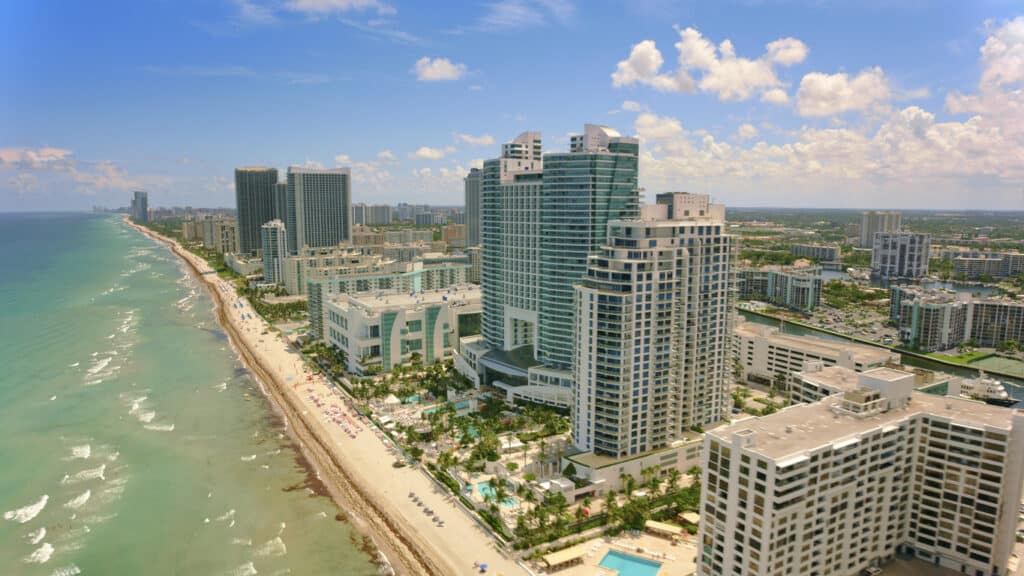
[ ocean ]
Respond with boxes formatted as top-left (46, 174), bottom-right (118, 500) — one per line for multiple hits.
top-left (0, 213), bottom-right (377, 575)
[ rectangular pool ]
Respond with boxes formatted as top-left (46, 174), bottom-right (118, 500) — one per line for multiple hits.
top-left (598, 550), bottom-right (662, 576)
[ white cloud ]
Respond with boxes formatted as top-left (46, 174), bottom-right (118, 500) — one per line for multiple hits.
top-left (621, 100), bottom-right (644, 112)
top-left (979, 16), bottom-right (1024, 88)
top-left (0, 147), bottom-right (140, 193)
top-left (471, 0), bottom-right (574, 32)
top-left (455, 133), bottom-right (494, 146)
top-left (760, 88), bottom-right (790, 104)
top-left (300, 159), bottom-right (326, 169)
top-left (334, 154), bottom-right (352, 165)
top-left (635, 113), bottom-right (683, 139)
top-left (414, 57), bottom-right (466, 81)
top-left (735, 123), bottom-right (758, 141)
top-left (376, 150), bottom-right (396, 161)
top-left (8, 173), bottom-right (39, 193)
top-left (765, 37), bottom-right (809, 66)
top-left (0, 147), bottom-right (73, 168)
top-left (409, 146), bottom-right (450, 160)
top-left (612, 40), bottom-right (695, 93)
top-left (796, 67), bottom-right (890, 117)
top-left (232, 0), bottom-right (276, 23)
top-left (283, 0), bottom-right (395, 16)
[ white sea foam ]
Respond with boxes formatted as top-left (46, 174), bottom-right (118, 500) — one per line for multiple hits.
top-left (87, 357), bottom-right (111, 375)
top-left (232, 537), bottom-right (253, 546)
top-left (228, 562), bottom-right (258, 576)
top-left (51, 564), bottom-right (81, 576)
top-left (50, 395), bottom-right (58, 401)
top-left (28, 527), bottom-right (47, 544)
top-left (215, 382), bottom-right (228, 391)
top-left (25, 542), bottom-right (54, 564)
top-left (68, 445), bottom-right (91, 460)
top-left (64, 490), bottom-right (91, 509)
top-left (144, 423), bottom-right (175, 432)
top-left (136, 411), bottom-right (156, 424)
top-left (216, 509), bottom-right (236, 522)
top-left (4, 494), bottom-right (48, 523)
top-left (240, 455), bottom-right (256, 462)
top-left (68, 362), bottom-right (79, 368)
top-left (62, 464), bottom-right (105, 485)
top-left (83, 379), bottom-right (103, 387)
top-left (254, 536), bottom-right (287, 558)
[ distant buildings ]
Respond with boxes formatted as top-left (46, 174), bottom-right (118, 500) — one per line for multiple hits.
top-left (285, 166), bottom-right (352, 253)
top-left (414, 212), bottom-right (444, 226)
top-left (201, 217), bottom-right (239, 254)
top-left (235, 167), bottom-right (278, 256)
top-left (573, 193), bottom-right (735, 459)
top-left (790, 243), bottom-right (839, 263)
top-left (699, 367), bottom-right (1024, 576)
top-left (734, 322), bottom-right (900, 385)
top-left (890, 286), bottom-right (1024, 351)
top-left (130, 190), bottom-right (148, 223)
top-left (860, 209), bottom-right (902, 247)
top-left (441, 223), bottom-right (466, 248)
top-left (465, 167), bottom-right (481, 247)
top-left (261, 220), bottom-right (288, 284)
top-left (352, 203), bottom-right (393, 226)
top-left (323, 285), bottom-right (481, 374)
top-left (871, 232), bottom-right (931, 279)
top-left (935, 248), bottom-right (1024, 280)
top-left (737, 266), bottom-right (822, 312)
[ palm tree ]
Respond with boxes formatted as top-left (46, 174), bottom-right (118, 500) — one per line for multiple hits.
top-left (666, 468), bottom-right (682, 493)
top-left (687, 465), bottom-right (703, 487)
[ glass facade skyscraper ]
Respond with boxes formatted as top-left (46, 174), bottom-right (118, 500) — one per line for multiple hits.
top-left (235, 167), bottom-right (279, 255)
top-left (464, 168), bottom-right (482, 248)
top-left (286, 166), bottom-right (352, 254)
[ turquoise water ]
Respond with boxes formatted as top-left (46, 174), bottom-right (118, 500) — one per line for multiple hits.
top-left (0, 214), bottom-right (377, 575)
top-left (474, 482), bottom-right (517, 507)
top-left (598, 550), bottom-right (662, 576)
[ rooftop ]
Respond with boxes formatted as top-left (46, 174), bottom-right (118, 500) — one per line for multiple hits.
top-left (735, 322), bottom-right (898, 365)
top-left (798, 365), bottom-right (861, 392)
top-left (710, 391), bottom-right (1019, 460)
top-left (329, 284), bottom-right (480, 312)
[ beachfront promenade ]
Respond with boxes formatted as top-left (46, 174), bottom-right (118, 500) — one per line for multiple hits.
top-left (131, 220), bottom-right (529, 576)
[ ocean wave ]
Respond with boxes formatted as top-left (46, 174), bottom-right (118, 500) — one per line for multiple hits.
top-left (68, 445), bottom-right (91, 460)
top-left (228, 562), bottom-right (258, 576)
top-left (4, 494), bottom-right (48, 523)
top-left (64, 490), bottom-right (91, 509)
top-left (25, 542), bottom-right (54, 564)
top-left (51, 564), bottom-right (81, 576)
top-left (87, 357), bottom-right (112, 375)
top-left (79, 512), bottom-right (117, 525)
top-left (136, 410), bottom-right (156, 424)
top-left (254, 536), bottom-right (287, 558)
top-left (216, 381), bottom-right (229, 391)
top-left (62, 464), bottom-right (105, 485)
top-left (232, 537), bottom-right (253, 546)
top-left (240, 454), bottom-right (257, 462)
top-left (28, 527), bottom-right (47, 544)
top-left (144, 423), bottom-right (175, 432)
top-left (68, 362), bottom-right (79, 368)
top-left (83, 378), bottom-right (104, 387)
top-left (216, 509), bottom-right (236, 522)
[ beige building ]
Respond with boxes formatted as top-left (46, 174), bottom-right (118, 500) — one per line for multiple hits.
top-left (734, 322), bottom-right (900, 385)
top-left (441, 223), bottom-right (466, 248)
top-left (700, 367), bottom-right (1024, 576)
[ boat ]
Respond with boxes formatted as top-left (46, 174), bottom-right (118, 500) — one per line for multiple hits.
top-left (960, 374), bottom-right (1016, 406)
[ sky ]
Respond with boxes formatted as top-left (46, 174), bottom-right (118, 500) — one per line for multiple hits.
top-left (2, 0), bottom-right (1023, 211)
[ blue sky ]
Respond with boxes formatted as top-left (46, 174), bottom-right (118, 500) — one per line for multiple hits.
top-left (2, 0), bottom-right (1022, 210)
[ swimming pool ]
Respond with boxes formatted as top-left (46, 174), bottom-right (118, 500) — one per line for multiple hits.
top-left (598, 550), bottom-right (662, 576)
top-left (475, 481), bottom-right (518, 507)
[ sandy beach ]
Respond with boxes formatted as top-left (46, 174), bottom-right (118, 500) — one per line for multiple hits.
top-left (127, 218), bottom-right (530, 576)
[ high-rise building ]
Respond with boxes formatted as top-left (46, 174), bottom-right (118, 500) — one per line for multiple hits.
top-left (871, 232), bottom-right (931, 279)
top-left (699, 367), bottom-right (1024, 576)
top-left (273, 182), bottom-right (288, 224)
top-left (352, 203), bottom-right (394, 226)
top-left (261, 220), bottom-right (288, 284)
top-left (235, 167), bottom-right (279, 255)
top-left (737, 266), bottom-right (823, 312)
top-left (285, 166), bottom-right (352, 254)
top-left (130, 190), bottom-right (148, 223)
top-left (573, 194), bottom-right (735, 459)
top-left (860, 210), bottom-right (902, 247)
top-left (465, 168), bottom-right (482, 247)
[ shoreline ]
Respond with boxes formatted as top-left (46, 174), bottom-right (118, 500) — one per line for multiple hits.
top-left (125, 218), bottom-right (529, 576)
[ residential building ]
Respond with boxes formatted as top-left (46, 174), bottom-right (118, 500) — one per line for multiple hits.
top-left (323, 285), bottom-right (481, 374)
top-left (734, 322), bottom-right (900, 385)
top-left (872, 232), bottom-right (931, 279)
top-left (466, 246), bottom-right (481, 284)
top-left (306, 260), bottom-right (469, 339)
top-left (699, 367), bottom-right (1024, 576)
top-left (737, 266), bottom-right (822, 312)
top-left (573, 194), bottom-right (735, 460)
top-left (201, 217), bottom-right (239, 254)
top-left (790, 243), bottom-right (840, 262)
top-left (967, 298), bottom-right (1024, 348)
top-left (130, 190), bottom-right (148, 223)
top-left (860, 210), bottom-right (902, 247)
top-left (441, 223), bottom-right (466, 248)
top-left (260, 220), bottom-right (288, 284)
top-left (790, 363), bottom-right (959, 406)
top-left (465, 167), bottom-right (482, 247)
top-left (889, 286), bottom-right (970, 352)
top-left (384, 229), bottom-right (433, 244)
top-left (273, 182), bottom-right (288, 225)
top-left (352, 203), bottom-right (393, 226)
top-left (235, 167), bottom-right (278, 255)
top-left (285, 166), bottom-right (352, 253)
top-left (415, 212), bottom-right (444, 226)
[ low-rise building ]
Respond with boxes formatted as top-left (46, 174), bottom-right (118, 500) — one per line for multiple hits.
top-left (790, 243), bottom-right (840, 263)
top-left (734, 322), bottom-right (900, 385)
top-left (699, 367), bottom-right (1024, 576)
top-left (737, 266), bottom-right (822, 312)
top-left (323, 285), bottom-right (481, 374)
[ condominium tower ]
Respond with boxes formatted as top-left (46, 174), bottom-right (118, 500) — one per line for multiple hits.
top-left (261, 220), bottom-right (288, 284)
top-left (464, 167), bottom-right (482, 247)
top-left (130, 190), bottom-right (148, 223)
top-left (871, 232), bottom-right (931, 279)
top-left (573, 193), bottom-right (735, 458)
top-left (860, 210), bottom-right (902, 247)
top-left (235, 167), bottom-right (279, 255)
top-left (285, 166), bottom-right (352, 253)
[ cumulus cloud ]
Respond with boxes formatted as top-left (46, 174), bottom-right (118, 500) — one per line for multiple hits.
top-left (611, 40), bottom-right (695, 93)
top-left (376, 150), bottom-right (396, 161)
top-left (455, 133), bottom-right (494, 146)
top-left (409, 146), bottom-right (453, 160)
top-left (0, 147), bottom-right (140, 193)
top-left (735, 123), bottom-right (759, 141)
top-left (414, 57), bottom-right (466, 81)
top-left (612, 27), bottom-right (808, 102)
top-left (334, 154), bottom-right (353, 165)
top-left (796, 67), bottom-right (891, 117)
top-left (635, 113), bottom-right (683, 140)
top-left (0, 147), bottom-right (73, 168)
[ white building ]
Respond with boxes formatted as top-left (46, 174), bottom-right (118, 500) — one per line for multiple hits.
top-left (700, 367), bottom-right (1024, 576)
top-left (872, 232), bottom-right (931, 279)
top-left (323, 285), bottom-right (481, 374)
top-left (860, 210), bottom-right (902, 247)
top-left (734, 322), bottom-right (900, 385)
top-left (260, 220), bottom-right (288, 284)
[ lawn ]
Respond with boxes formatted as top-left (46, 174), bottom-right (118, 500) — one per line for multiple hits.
top-left (926, 351), bottom-right (992, 364)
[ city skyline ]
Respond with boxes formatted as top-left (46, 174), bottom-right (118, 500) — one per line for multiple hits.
top-left (2, 2), bottom-right (1023, 211)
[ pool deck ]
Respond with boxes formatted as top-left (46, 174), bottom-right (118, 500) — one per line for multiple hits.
top-left (538, 533), bottom-right (697, 576)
